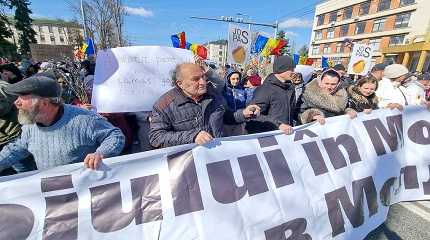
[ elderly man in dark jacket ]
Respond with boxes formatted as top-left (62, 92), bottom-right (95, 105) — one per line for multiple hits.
top-left (246, 55), bottom-right (298, 134)
top-left (149, 63), bottom-right (260, 148)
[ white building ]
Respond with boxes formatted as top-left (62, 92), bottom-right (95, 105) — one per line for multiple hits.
top-left (205, 40), bottom-right (228, 66)
top-left (6, 17), bottom-right (84, 46)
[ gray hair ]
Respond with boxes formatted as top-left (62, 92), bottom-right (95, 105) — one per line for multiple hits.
top-left (47, 97), bottom-right (63, 106)
top-left (30, 95), bottom-right (63, 106)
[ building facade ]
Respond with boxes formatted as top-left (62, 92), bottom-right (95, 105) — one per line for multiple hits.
top-left (205, 40), bottom-right (228, 66)
top-left (6, 17), bottom-right (84, 47)
top-left (308, 0), bottom-right (430, 72)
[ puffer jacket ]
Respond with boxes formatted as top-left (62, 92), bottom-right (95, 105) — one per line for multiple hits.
top-left (149, 87), bottom-right (245, 148)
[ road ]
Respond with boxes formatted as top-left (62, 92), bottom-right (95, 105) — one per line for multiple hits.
top-left (365, 201), bottom-right (430, 240)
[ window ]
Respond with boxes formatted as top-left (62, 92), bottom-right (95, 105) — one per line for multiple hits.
top-left (329, 11), bottom-right (337, 23)
top-left (340, 25), bottom-right (349, 37)
top-left (59, 27), bottom-right (64, 34)
top-left (48, 26), bottom-right (53, 33)
top-left (359, 1), bottom-right (370, 15)
top-left (368, 39), bottom-right (381, 52)
top-left (39, 26), bottom-right (44, 33)
top-left (355, 22), bottom-right (366, 34)
top-left (315, 30), bottom-right (322, 40)
top-left (40, 35), bottom-right (45, 42)
top-left (219, 57), bottom-right (222, 62)
top-left (312, 45), bottom-right (319, 55)
top-left (327, 28), bottom-right (335, 39)
top-left (317, 14), bottom-right (325, 26)
top-left (378, 0), bottom-right (391, 12)
top-left (400, 0), bottom-right (415, 7)
top-left (50, 36), bottom-right (55, 43)
top-left (219, 51), bottom-right (223, 55)
top-left (372, 18), bottom-right (386, 32)
top-left (389, 35), bottom-right (405, 46)
top-left (323, 44), bottom-right (331, 54)
top-left (395, 12), bottom-right (411, 29)
top-left (343, 6), bottom-right (353, 20)
top-left (60, 36), bottom-right (64, 43)
top-left (336, 43), bottom-right (344, 53)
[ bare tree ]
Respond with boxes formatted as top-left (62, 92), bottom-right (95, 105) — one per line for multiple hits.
top-left (68, 0), bottom-right (125, 50)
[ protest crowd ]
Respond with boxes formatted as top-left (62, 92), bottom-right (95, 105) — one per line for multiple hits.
top-left (0, 53), bottom-right (430, 176)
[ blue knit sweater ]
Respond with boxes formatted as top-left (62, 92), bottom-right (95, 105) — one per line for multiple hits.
top-left (0, 104), bottom-right (125, 171)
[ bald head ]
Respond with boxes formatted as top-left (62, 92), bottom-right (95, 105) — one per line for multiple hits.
top-left (173, 63), bottom-right (207, 99)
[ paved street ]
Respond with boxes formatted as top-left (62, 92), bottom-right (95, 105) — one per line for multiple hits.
top-left (365, 201), bottom-right (430, 240)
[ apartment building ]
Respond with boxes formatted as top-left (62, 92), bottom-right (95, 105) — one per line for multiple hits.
top-left (308, 0), bottom-right (430, 71)
top-left (205, 40), bottom-right (228, 66)
top-left (6, 17), bottom-right (84, 46)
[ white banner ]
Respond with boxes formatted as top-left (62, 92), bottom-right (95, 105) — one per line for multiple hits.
top-left (92, 46), bottom-right (194, 113)
top-left (228, 24), bottom-right (251, 65)
top-left (347, 43), bottom-right (374, 76)
top-left (1, 107), bottom-right (430, 239)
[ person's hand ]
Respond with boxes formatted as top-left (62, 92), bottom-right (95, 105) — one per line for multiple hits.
top-left (84, 153), bottom-right (104, 170)
top-left (346, 109), bottom-right (358, 119)
top-left (243, 105), bottom-right (261, 118)
top-left (312, 114), bottom-right (326, 125)
top-left (194, 131), bottom-right (213, 145)
top-left (363, 108), bottom-right (372, 114)
top-left (279, 124), bottom-right (294, 135)
top-left (387, 103), bottom-right (404, 111)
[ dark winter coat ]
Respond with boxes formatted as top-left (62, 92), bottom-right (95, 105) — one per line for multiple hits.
top-left (246, 73), bottom-right (296, 133)
top-left (149, 87), bottom-right (245, 148)
top-left (346, 85), bottom-right (378, 112)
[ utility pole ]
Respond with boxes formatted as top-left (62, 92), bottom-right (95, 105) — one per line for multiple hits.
top-left (80, 0), bottom-right (88, 39)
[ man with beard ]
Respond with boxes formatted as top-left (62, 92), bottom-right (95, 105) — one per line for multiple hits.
top-left (0, 76), bottom-right (125, 171)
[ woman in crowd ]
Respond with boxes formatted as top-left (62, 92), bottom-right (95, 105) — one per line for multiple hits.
top-left (223, 70), bottom-right (247, 111)
top-left (347, 77), bottom-right (379, 113)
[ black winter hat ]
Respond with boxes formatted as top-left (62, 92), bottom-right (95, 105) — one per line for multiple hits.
top-left (273, 55), bottom-right (295, 74)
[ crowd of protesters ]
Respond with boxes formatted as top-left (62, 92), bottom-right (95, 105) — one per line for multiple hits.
top-left (0, 55), bottom-right (429, 176)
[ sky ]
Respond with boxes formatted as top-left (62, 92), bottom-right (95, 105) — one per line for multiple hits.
top-left (25, 0), bottom-right (324, 53)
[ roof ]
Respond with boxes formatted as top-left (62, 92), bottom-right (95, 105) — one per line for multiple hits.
top-left (7, 16), bottom-right (82, 29)
top-left (206, 39), bottom-right (228, 45)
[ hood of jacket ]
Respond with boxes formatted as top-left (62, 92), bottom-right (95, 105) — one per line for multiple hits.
top-left (225, 70), bottom-right (244, 89)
